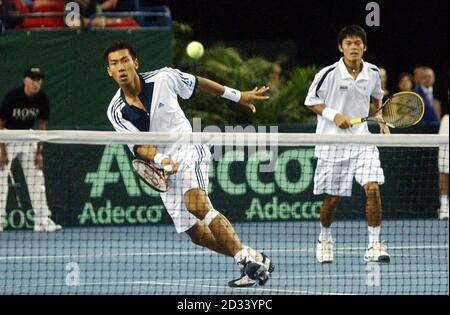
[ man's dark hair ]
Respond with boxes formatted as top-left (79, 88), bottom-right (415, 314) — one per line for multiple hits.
top-left (398, 72), bottom-right (413, 82)
top-left (103, 42), bottom-right (138, 64)
top-left (337, 25), bottom-right (367, 46)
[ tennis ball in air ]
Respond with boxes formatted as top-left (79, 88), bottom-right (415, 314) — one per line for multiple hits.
top-left (186, 41), bottom-right (204, 59)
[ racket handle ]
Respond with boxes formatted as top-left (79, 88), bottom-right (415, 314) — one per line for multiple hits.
top-left (349, 118), bottom-right (363, 126)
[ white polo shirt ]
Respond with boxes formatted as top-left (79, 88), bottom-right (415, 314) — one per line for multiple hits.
top-left (304, 58), bottom-right (384, 160)
top-left (107, 67), bottom-right (198, 162)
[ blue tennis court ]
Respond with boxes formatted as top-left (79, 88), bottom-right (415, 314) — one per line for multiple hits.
top-left (0, 219), bottom-right (447, 295)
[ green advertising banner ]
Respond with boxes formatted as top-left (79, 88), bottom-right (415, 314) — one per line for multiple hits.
top-left (3, 144), bottom-right (440, 230)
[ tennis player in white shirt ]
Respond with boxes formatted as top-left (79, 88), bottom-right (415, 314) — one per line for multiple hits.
top-left (104, 42), bottom-right (274, 287)
top-left (304, 25), bottom-right (391, 264)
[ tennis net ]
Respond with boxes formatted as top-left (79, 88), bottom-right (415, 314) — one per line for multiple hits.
top-left (0, 130), bottom-right (448, 295)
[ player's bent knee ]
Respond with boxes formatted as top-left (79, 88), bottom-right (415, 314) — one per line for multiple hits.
top-left (324, 195), bottom-right (341, 207)
top-left (188, 232), bottom-right (203, 246)
top-left (203, 208), bottom-right (220, 226)
top-left (184, 189), bottom-right (212, 214)
top-left (185, 223), bottom-right (204, 245)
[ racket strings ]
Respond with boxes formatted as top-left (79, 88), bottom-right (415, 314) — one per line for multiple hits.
top-left (382, 94), bottom-right (424, 128)
top-left (132, 160), bottom-right (169, 192)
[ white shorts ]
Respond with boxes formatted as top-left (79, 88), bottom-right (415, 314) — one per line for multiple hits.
top-left (160, 145), bottom-right (211, 233)
top-left (438, 115), bottom-right (449, 174)
top-left (314, 146), bottom-right (385, 197)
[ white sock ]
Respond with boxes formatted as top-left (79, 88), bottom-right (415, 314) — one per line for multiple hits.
top-left (319, 224), bottom-right (332, 241)
top-left (368, 226), bottom-right (381, 247)
top-left (440, 195), bottom-right (448, 207)
top-left (234, 247), bottom-right (250, 264)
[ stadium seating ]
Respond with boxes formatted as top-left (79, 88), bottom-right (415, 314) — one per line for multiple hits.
top-left (105, 17), bottom-right (139, 28)
top-left (12, 0), bottom-right (167, 30)
top-left (13, 0), bottom-right (30, 14)
top-left (32, 0), bottom-right (65, 13)
top-left (17, 0), bottom-right (65, 29)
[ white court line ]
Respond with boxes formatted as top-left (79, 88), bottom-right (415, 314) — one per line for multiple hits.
top-left (0, 244), bottom-right (447, 261)
top-left (0, 250), bottom-right (211, 261)
top-left (0, 279), bottom-right (355, 295)
top-left (2, 270), bottom-right (449, 295)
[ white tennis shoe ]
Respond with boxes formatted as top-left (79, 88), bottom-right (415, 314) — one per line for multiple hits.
top-left (228, 248), bottom-right (274, 288)
top-left (438, 205), bottom-right (449, 220)
top-left (316, 238), bottom-right (334, 263)
top-left (228, 273), bottom-right (256, 288)
top-left (364, 242), bottom-right (390, 263)
top-left (34, 218), bottom-right (62, 232)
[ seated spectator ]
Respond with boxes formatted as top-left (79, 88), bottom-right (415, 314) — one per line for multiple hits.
top-left (398, 73), bottom-right (413, 92)
top-left (267, 63), bottom-right (283, 94)
top-left (98, 0), bottom-right (117, 11)
top-left (21, 0), bottom-right (32, 7)
top-left (412, 66), bottom-right (424, 88)
top-left (115, 0), bottom-right (134, 11)
top-left (74, 0), bottom-right (105, 27)
top-left (413, 66), bottom-right (440, 123)
top-left (1, 0), bottom-right (23, 30)
top-left (72, 0), bottom-right (135, 28)
top-left (423, 67), bottom-right (442, 120)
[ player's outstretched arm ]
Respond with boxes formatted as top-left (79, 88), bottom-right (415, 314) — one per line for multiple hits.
top-left (197, 77), bottom-right (270, 113)
top-left (239, 86), bottom-right (270, 113)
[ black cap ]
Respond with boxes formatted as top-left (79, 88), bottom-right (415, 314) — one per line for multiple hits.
top-left (24, 67), bottom-right (44, 80)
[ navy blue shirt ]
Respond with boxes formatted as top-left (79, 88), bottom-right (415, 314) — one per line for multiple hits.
top-left (413, 86), bottom-right (438, 123)
top-left (120, 76), bottom-right (154, 131)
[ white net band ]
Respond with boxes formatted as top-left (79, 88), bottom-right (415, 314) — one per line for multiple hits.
top-left (0, 130), bottom-right (448, 147)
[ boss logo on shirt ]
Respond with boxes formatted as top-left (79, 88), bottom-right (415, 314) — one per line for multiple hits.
top-left (12, 108), bottom-right (40, 120)
top-left (339, 85), bottom-right (349, 90)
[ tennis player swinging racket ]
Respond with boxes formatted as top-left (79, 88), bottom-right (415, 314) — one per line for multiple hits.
top-left (104, 42), bottom-right (274, 287)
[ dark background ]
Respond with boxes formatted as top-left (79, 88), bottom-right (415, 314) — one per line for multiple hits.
top-left (140, 0), bottom-right (449, 113)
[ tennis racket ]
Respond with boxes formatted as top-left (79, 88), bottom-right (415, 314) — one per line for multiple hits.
top-left (349, 91), bottom-right (425, 128)
top-left (132, 159), bottom-right (170, 193)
